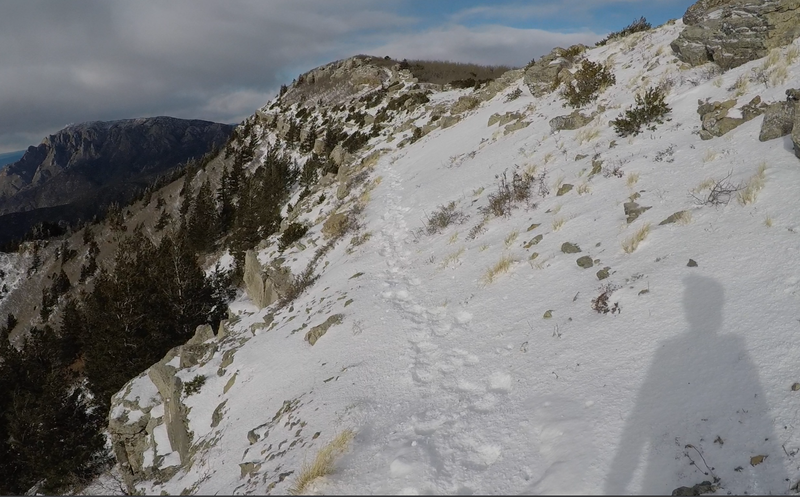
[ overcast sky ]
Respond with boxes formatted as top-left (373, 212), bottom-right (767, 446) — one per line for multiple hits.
top-left (0, 0), bottom-right (694, 153)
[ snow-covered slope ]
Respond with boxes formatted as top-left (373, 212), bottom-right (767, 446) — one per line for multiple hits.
top-left (99, 20), bottom-right (800, 495)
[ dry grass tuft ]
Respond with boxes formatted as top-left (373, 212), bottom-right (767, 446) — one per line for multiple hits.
top-left (576, 126), bottom-right (601, 144)
top-left (737, 162), bottom-right (767, 206)
top-left (552, 216), bottom-right (567, 232)
top-left (289, 429), bottom-right (355, 495)
top-left (482, 255), bottom-right (514, 285)
top-left (440, 247), bottom-right (466, 268)
top-left (702, 149), bottom-right (717, 163)
top-left (577, 182), bottom-right (591, 195)
top-left (764, 214), bottom-right (774, 228)
top-left (626, 172), bottom-right (640, 188)
top-left (622, 222), bottom-right (651, 254)
top-left (675, 210), bottom-right (692, 225)
top-left (692, 178), bottom-right (716, 194)
top-left (504, 229), bottom-right (519, 248)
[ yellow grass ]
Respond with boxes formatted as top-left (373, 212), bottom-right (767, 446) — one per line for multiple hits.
top-left (504, 229), bottom-right (519, 248)
top-left (732, 73), bottom-right (749, 97)
top-left (555, 175), bottom-right (565, 191)
top-left (626, 172), bottom-right (640, 188)
top-left (764, 215), bottom-right (773, 228)
top-left (577, 182), bottom-right (591, 195)
top-left (479, 243), bottom-right (489, 252)
top-left (440, 247), bottom-right (465, 268)
top-left (448, 232), bottom-right (459, 244)
top-left (622, 223), bottom-right (651, 254)
top-left (552, 216), bottom-right (567, 232)
top-left (576, 127), bottom-right (601, 144)
top-left (481, 255), bottom-right (514, 285)
top-left (472, 186), bottom-right (484, 197)
top-left (544, 152), bottom-right (555, 164)
top-left (737, 163), bottom-right (767, 205)
top-left (702, 149), bottom-right (717, 163)
top-left (692, 178), bottom-right (716, 193)
top-left (786, 45), bottom-right (800, 65)
top-left (289, 429), bottom-right (355, 495)
top-left (769, 65), bottom-right (788, 87)
top-left (675, 210), bottom-right (692, 225)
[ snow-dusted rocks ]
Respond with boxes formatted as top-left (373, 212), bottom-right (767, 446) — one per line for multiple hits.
top-left (243, 250), bottom-right (292, 309)
top-left (672, 0), bottom-right (800, 70)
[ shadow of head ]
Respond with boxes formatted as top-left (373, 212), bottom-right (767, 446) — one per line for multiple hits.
top-left (683, 275), bottom-right (724, 333)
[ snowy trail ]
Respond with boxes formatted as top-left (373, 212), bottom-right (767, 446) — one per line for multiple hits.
top-left (351, 162), bottom-right (602, 494)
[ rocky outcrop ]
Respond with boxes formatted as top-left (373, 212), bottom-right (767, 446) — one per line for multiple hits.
top-left (671, 0), bottom-right (800, 70)
top-left (109, 324), bottom-right (222, 493)
top-left (304, 314), bottom-right (344, 345)
top-left (0, 117), bottom-right (233, 244)
top-left (523, 47), bottom-right (579, 97)
top-left (549, 110), bottom-right (593, 132)
top-left (697, 96), bottom-right (765, 139)
top-left (759, 89), bottom-right (800, 154)
top-left (243, 250), bottom-right (293, 309)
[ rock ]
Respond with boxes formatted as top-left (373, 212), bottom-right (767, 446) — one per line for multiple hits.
top-left (688, 258), bottom-right (699, 267)
top-left (788, 88), bottom-right (800, 101)
top-left (438, 115), bottom-right (461, 129)
top-left (243, 250), bottom-right (293, 309)
top-left (543, 310), bottom-right (553, 319)
top-left (450, 96), bottom-right (480, 114)
top-left (549, 110), bottom-right (593, 132)
top-left (304, 314), bottom-right (344, 346)
top-left (313, 137), bottom-right (326, 155)
top-left (148, 362), bottom-right (191, 465)
top-left (523, 47), bottom-right (577, 97)
top-left (329, 143), bottom-right (351, 166)
top-left (524, 234), bottom-right (544, 248)
top-left (759, 100), bottom-right (797, 141)
top-left (575, 154), bottom-right (588, 161)
top-left (791, 382), bottom-right (800, 391)
top-left (697, 98), bottom-right (759, 139)
top-left (596, 267), bottom-right (611, 280)
top-left (671, 480), bottom-right (718, 496)
top-left (624, 202), bottom-right (651, 223)
top-left (211, 400), bottom-right (227, 428)
top-left (576, 256), bottom-right (594, 269)
top-left (556, 184), bottom-right (574, 196)
top-left (659, 210), bottom-right (690, 225)
top-left (793, 108), bottom-right (800, 158)
top-left (488, 111), bottom-right (522, 127)
top-left (504, 120), bottom-right (531, 135)
top-left (561, 242), bottom-right (581, 254)
top-left (671, 0), bottom-right (800, 70)
top-left (527, 223), bottom-right (541, 231)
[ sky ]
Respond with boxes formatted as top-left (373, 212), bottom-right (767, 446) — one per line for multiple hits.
top-left (0, 0), bottom-right (695, 154)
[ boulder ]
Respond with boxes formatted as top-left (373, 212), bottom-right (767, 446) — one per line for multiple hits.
top-left (523, 47), bottom-right (577, 97)
top-left (304, 314), bottom-right (344, 345)
top-left (450, 96), bottom-right (481, 114)
top-left (624, 202), bottom-right (652, 223)
top-left (671, 0), bottom-right (800, 70)
top-left (243, 250), bottom-right (292, 309)
top-left (549, 110), bottom-right (593, 132)
top-left (439, 115), bottom-right (461, 129)
top-left (504, 120), bottom-right (531, 135)
top-left (488, 111), bottom-right (523, 127)
top-left (576, 256), bottom-right (594, 269)
top-left (556, 184), bottom-right (574, 196)
top-left (697, 97), bottom-right (764, 139)
top-left (759, 100), bottom-right (797, 141)
top-left (561, 242), bottom-right (581, 254)
top-left (148, 362), bottom-right (191, 465)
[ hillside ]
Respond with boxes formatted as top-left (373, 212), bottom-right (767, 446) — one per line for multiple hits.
top-left (3, 2), bottom-right (800, 494)
top-left (0, 117), bottom-right (233, 245)
top-left (88, 9), bottom-right (800, 496)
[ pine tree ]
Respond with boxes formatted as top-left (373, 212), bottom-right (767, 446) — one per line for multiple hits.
top-left (187, 179), bottom-right (218, 253)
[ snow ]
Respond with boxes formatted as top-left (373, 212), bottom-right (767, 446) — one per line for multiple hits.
top-left (104, 21), bottom-right (800, 496)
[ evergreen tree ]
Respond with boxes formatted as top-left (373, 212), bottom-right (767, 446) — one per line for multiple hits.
top-left (186, 179), bottom-right (218, 253)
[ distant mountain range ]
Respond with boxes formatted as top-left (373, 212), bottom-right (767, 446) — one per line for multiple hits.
top-left (0, 117), bottom-right (233, 245)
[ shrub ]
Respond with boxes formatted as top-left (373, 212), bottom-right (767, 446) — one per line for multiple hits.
top-left (504, 87), bottom-right (523, 102)
top-left (622, 222), bottom-right (651, 253)
top-left (424, 201), bottom-right (468, 235)
top-left (596, 17), bottom-right (651, 47)
top-left (482, 169), bottom-right (537, 218)
top-left (279, 223), bottom-right (309, 251)
top-left (560, 59), bottom-right (616, 108)
top-left (611, 87), bottom-right (670, 137)
top-left (591, 284), bottom-right (621, 314)
top-left (184, 375), bottom-right (206, 396)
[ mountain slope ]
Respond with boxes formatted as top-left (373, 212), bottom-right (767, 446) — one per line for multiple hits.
top-left (0, 117), bottom-right (233, 244)
top-left (95, 17), bottom-right (800, 497)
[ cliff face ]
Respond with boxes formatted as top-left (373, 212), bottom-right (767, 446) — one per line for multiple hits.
top-left (0, 117), bottom-right (234, 217)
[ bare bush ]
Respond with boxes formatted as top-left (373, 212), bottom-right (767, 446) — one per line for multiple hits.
top-left (689, 172), bottom-right (743, 206)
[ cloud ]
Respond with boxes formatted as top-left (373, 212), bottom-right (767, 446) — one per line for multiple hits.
top-left (367, 24), bottom-right (601, 67)
top-left (0, 0), bottom-right (687, 153)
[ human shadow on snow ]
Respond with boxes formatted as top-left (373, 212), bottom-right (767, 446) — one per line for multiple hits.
top-left (605, 275), bottom-right (788, 494)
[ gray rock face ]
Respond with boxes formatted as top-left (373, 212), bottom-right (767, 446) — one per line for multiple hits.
top-left (759, 100), bottom-right (797, 141)
top-left (0, 117), bottom-right (233, 244)
top-left (697, 97), bottom-right (765, 140)
top-left (671, 0), bottom-right (800, 70)
top-left (523, 47), bottom-right (577, 97)
top-left (549, 110), bottom-right (593, 132)
top-left (243, 250), bottom-right (293, 309)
